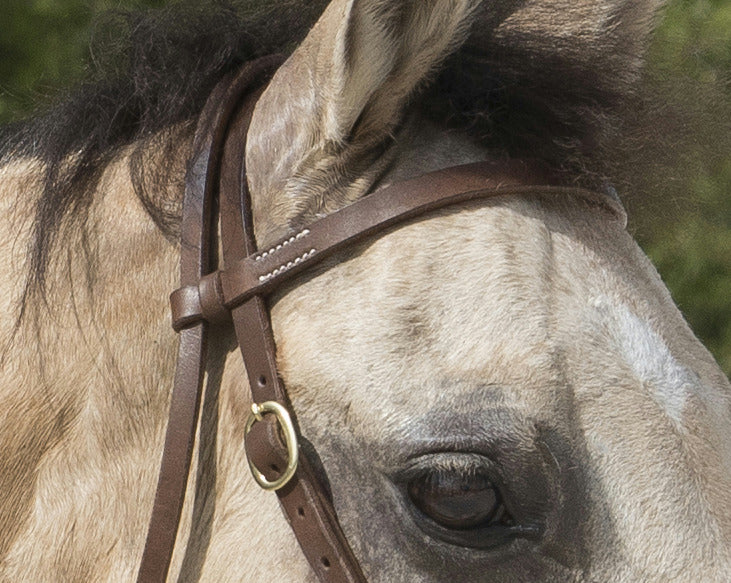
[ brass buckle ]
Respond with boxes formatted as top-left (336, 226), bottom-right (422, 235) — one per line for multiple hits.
top-left (245, 401), bottom-right (299, 491)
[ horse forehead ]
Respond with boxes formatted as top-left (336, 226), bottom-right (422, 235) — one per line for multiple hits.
top-left (271, 194), bottom-right (718, 430)
top-left (272, 198), bottom-right (597, 412)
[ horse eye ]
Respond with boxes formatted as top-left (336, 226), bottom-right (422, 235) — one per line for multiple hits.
top-left (408, 471), bottom-right (509, 530)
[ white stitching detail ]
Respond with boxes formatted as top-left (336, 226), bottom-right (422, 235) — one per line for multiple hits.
top-left (254, 229), bottom-right (311, 261)
top-left (258, 249), bottom-right (316, 282)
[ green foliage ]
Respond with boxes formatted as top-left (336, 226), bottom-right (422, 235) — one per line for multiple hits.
top-left (650, 0), bottom-right (730, 84)
top-left (636, 0), bottom-right (731, 375)
top-left (0, 0), bottom-right (728, 375)
top-left (0, 0), bottom-right (88, 121)
top-left (0, 0), bottom-right (167, 123)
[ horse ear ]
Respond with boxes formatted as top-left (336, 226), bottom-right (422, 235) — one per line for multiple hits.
top-left (246, 0), bottom-right (481, 244)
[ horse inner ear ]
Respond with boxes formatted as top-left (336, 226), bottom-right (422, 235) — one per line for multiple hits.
top-left (325, 0), bottom-right (481, 146)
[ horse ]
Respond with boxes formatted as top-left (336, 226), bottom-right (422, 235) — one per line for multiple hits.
top-left (0, 0), bottom-right (728, 581)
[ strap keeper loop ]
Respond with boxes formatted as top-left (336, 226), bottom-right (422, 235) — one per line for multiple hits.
top-left (170, 271), bottom-right (230, 331)
top-left (198, 271), bottom-right (230, 325)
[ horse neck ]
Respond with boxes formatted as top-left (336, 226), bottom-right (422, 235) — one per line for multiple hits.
top-left (0, 150), bottom-right (178, 576)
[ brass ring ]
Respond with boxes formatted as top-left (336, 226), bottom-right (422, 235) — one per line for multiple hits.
top-left (244, 401), bottom-right (299, 491)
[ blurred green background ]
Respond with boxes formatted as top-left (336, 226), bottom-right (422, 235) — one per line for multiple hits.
top-left (0, 0), bottom-right (728, 375)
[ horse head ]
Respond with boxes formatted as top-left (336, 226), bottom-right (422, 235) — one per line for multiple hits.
top-left (0, 1), bottom-right (728, 582)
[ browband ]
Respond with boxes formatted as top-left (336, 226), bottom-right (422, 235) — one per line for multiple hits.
top-left (138, 57), bottom-right (625, 582)
top-left (171, 159), bottom-right (625, 331)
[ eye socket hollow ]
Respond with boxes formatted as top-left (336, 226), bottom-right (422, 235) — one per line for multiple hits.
top-left (407, 470), bottom-right (509, 530)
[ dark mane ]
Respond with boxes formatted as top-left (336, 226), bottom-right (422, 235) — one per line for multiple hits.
top-left (0, 0), bottom-right (328, 300)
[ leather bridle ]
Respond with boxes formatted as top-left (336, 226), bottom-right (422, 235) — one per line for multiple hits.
top-left (136, 56), bottom-right (625, 583)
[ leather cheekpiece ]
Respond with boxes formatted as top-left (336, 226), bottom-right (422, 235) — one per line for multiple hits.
top-left (170, 272), bottom-right (228, 331)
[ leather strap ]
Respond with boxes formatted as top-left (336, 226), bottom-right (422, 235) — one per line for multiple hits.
top-left (216, 77), bottom-right (369, 583)
top-left (139, 55), bottom-right (368, 583)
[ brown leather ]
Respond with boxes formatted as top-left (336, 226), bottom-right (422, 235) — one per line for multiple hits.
top-left (140, 55), bottom-right (368, 583)
top-left (171, 161), bottom-right (625, 330)
top-left (143, 55), bottom-right (626, 583)
top-left (245, 416), bottom-right (290, 481)
top-left (217, 76), bottom-right (369, 583)
top-left (137, 56), bottom-right (285, 583)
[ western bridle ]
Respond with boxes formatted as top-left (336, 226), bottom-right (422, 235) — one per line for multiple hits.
top-left (136, 56), bottom-right (625, 582)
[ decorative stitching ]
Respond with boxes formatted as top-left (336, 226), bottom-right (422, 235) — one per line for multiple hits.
top-left (255, 229), bottom-right (311, 261)
top-left (259, 249), bottom-right (317, 282)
